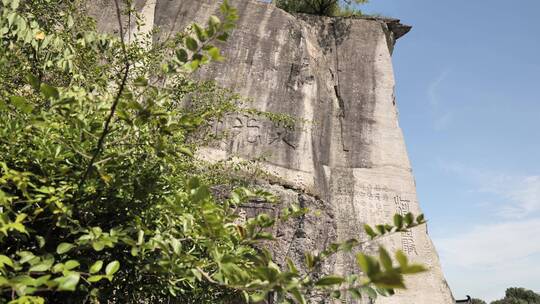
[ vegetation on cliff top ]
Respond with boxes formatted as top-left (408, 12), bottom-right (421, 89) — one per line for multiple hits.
top-left (470, 287), bottom-right (540, 304)
top-left (491, 287), bottom-right (540, 304)
top-left (274, 0), bottom-right (368, 17)
top-left (0, 0), bottom-right (426, 302)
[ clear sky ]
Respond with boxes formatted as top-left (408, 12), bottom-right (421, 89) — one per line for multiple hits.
top-left (355, 0), bottom-right (540, 301)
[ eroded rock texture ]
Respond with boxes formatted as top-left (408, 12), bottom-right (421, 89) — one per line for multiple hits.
top-left (91, 0), bottom-right (454, 303)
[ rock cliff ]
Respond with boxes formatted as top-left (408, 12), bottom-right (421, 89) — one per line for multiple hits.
top-left (91, 0), bottom-right (454, 303)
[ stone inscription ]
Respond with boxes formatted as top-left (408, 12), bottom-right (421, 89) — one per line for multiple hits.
top-left (210, 115), bottom-right (298, 152)
top-left (232, 116), bottom-right (261, 150)
top-left (394, 196), bottom-right (417, 255)
top-left (357, 184), bottom-right (393, 202)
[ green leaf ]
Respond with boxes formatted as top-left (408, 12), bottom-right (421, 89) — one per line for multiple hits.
top-left (356, 253), bottom-right (379, 277)
top-left (371, 271), bottom-right (405, 289)
top-left (376, 287), bottom-right (395, 296)
top-left (0, 276), bottom-right (9, 286)
top-left (56, 243), bottom-right (74, 254)
top-left (29, 259), bottom-right (54, 272)
top-left (87, 275), bottom-right (105, 283)
top-left (187, 177), bottom-right (200, 190)
top-left (286, 258), bottom-right (298, 274)
top-left (208, 15), bottom-right (221, 27)
top-left (290, 288), bottom-right (306, 304)
top-left (315, 275), bottom-right (345, 286)
top-left (338, 238), bottom-right (358, 252)
top-left (36, 236), bottom-right (45, 249)
top-left (206, 46), bottom-right (223, 61)
top-left (11, 275), bottom-right (35, 286)
top-left (404, 212), bottom-right (414, 226)
top-left (33, 275), bottom-right (51, 287)
top-left (187, 59), bottom-right (200, 71)
top-left (192, 24), bottom-right (207, 42)
top-left (89, 260), bottom-right (103, 274)
top-left (133, 76), bottom-right (148, 87)
top-left (375, 224), bottom-right (386, 235)
top-left (256, 213), bottom-right (274, 228)
top-left (191, 185), bottom-right (210, 203)
top-left (52, 263), bottom-right (64, 273)
top-left (175, 49), bottom-right (188, 64)
top-left (253, 232), bottom-right (273, 240)
top-left (9, 96), bottom-right (34, 113)
top-left (217, 32), bottom-right (229, 42)
top-left (402, 264), bottom-right (427, 274)
top-left (304, 252), bottom-right (315, 269)
top-left (91, 241), bottom-right (105, 251)
top-left (56, 273), bottom-right (80, 291)
top-left (393, 214), bottom-right (403, 229)
top-left (116, 109), bottom-right (130, 122)
top-left (362, 286), bottom-right (378, 299)
top-left (416, 213), bottom-right (425, 224)
top-left (6, 12), bottom-right (16, 27)
top-left (105, 260), bottom-right (120, 276)
top-left (26, 74), bottom-right (40, 90)
top-left (249, 292), bottom-right (267, 303)
top-left (185, 36), bottom-right (198, 52)
top-left (330, 290), bottom-right (341, 299)
top-left (64, 260), bottom-right (80, 270)
top-left (11, 0), bottom-right (20, 10)
top-left (178, 146), bottom-right (193, 157)
top-left (356, 253), bottom-right (371, 275)
top-left (191, 268), bottom-right (202, 281)
top-left (137, 230), bottom-right (144, 245)
top-left (364, 224), bottom-right (377, 239)
top-left (349, 288), bottom-right (362, 299)
top-left (171, 238), bottom-right (181, 255)
top-left (8, 296), bottom-right (44, 304)
top-left (40, 83), bottom-right (59, 99)
top-left (395, 250), bottom-right (408, 268)
top-left (18, 251), bottom-right (36, 264)
top-left (66, 15), bottom-right (74, 28)
top-left (0, 255), bottom-right (13, 268)
top-left (379, 247), bottom-right (393, 271)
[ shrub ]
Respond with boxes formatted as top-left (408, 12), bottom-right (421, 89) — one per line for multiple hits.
top-left (274, 0), bottom-right (368, 16)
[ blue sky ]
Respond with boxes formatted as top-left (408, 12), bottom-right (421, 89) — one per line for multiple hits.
top-left (357, 0), bottom-right (540, 301)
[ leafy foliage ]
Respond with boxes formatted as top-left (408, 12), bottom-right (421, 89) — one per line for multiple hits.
top-left (0, 0), bottom-right (427, 303)
top-left (274, 0), bottom-right (368, 16)
top-left (472, 298), bottom-right (487, 304)
top-left (491, 287), bottom-right (540, 304)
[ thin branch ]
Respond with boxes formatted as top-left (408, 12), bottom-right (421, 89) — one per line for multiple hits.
top-left (196, 267), bottom-right (220, 285)
top-left (77, 67), bottom-right (129, 192)
top-left (77, 0), bottom-right (130, 192)
top-left (113, 0), bottom-right (129, 61)
top-left (299, 223), bottom-right (428, 282)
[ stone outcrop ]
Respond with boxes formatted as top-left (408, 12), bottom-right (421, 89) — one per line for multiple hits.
top-left (91, 0), bottom-right (454, 303)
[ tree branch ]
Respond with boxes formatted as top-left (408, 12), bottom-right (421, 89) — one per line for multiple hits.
top-left (77, 0), bottom-right (130, 193)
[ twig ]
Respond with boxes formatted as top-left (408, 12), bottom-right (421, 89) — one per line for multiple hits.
top-left (299, 222), bottom-right (428, 283)
top-left (196, 267), bottom-right (219, 285)
top-left (77, 0), bottom-right (130, 193)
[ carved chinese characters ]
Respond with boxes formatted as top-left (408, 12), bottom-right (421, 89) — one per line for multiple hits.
top-left (394, 196), bottom-right (417, 255)
top-left (209, 114), bottom-right (299, 154)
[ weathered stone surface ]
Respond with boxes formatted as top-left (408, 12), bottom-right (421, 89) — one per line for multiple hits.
top-left (91, 0), bottom-right (454, 303)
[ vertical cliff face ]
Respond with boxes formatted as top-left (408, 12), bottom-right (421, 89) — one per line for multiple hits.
top-left (93, 0), bottom-right (454, 302)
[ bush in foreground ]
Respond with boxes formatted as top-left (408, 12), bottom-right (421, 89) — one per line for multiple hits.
top-left (0, 0), bottom-right (427, 302)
